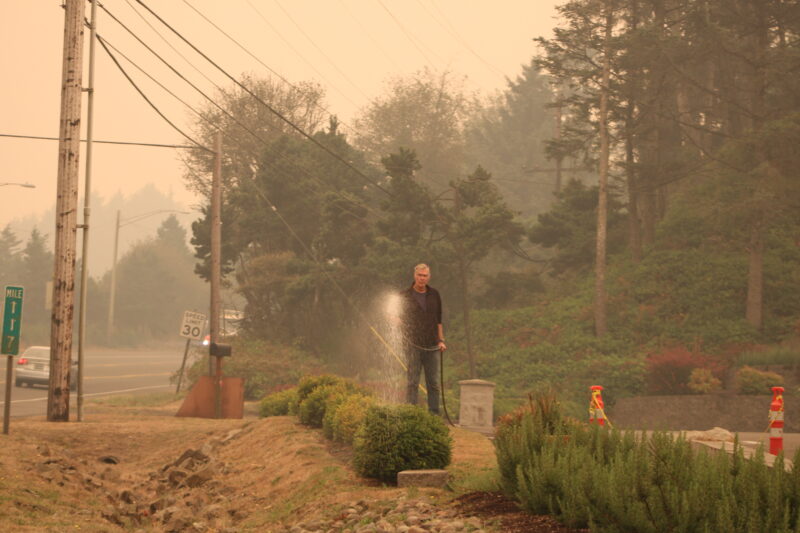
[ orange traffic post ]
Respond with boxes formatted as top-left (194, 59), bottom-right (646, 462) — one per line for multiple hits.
top-left (589, 385), bottom-right (606, 426)
top-left (769, 386), bottom-right (784, 455)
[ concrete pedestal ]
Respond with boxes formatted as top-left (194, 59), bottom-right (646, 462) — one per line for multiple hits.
top-left (458, 379), bottom-right (495, 435)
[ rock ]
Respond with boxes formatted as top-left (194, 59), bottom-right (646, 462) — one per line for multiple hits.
top-left (99, 455), bottom-right (120, 464)
top-left (397, 470), bottom-right (449, 489)
top-left (184, 465), bottom-right (216, 488)
top-left (101, 466), bottom-right (121, 481)
top-left (200, 440), bottom-right (221, 456)
top-left (167, 468), bottom-right (189, 487)
top-left (149, 496), bottom-right (172, 513)
top-left (119, 489), bottom-right (136, 504)
top-left (165, 515), bottom-right (191, 532)
top-left (204, 503), bottom-right (224, 520)
top-left (375, 519), bottom-right (395, 532)
top-left (684, 426), bottom-right (735, 442)
top-left (222, 428), bottom-right (243, 442)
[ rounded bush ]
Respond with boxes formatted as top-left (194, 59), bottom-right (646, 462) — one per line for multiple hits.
top-left (298, 377), bottom-right (371, 428)
top-left (297, 374), bottom-right (346, 404)
top-left (299, 385), bottom-right (337, 427)
top-left (687, 368), bottom-right (722, 394)
top-left (736, 365), bottom-right (784, 395)
top-left (259, 387), bottom-right (298, 417)
top-left (353, 404), bottom-right (452, 483)
top-left (329, 394), bottom-right (377, 444)
top-left (322, 389), bottom-right (359, 439)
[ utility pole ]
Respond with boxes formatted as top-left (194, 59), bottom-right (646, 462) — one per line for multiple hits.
top-left (77, 0), bottom-right (98, 422)
top-left (106, 210), bottom-right (120, 344)
top-left (210, 131), bottom-right (222, 417)
top-left (49, 0), bottom-right (85, 422)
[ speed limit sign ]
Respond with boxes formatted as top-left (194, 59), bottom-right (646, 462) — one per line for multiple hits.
top-left (180, 310), bottom-right (206, 340)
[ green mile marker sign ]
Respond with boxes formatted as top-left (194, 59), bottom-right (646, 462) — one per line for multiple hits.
top-left (2, 286), bottom-right (24, 355)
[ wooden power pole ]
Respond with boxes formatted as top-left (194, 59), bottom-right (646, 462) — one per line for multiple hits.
top-left (49, 0), bottom-right (85, 421)
top-left (210, 131), bottom-right (223, 417)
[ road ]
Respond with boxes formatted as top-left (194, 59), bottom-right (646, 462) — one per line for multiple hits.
top-left (0, 347), bottom-right (193, 418)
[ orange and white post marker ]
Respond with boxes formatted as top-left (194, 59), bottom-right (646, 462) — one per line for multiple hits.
top-left (589, 385), bottom-right (606, 426)
top-left (769, 386), bottom-right (784, 455)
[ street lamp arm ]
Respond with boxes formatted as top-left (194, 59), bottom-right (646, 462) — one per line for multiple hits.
top-left (0, 182), bottom-right (36, 188)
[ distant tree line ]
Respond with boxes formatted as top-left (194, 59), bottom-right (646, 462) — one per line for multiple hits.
top-left (0, 216), bottom-right (207, 347)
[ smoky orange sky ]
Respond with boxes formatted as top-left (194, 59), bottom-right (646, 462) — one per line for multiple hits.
top-left (1, 1), bottom-right (561, 232)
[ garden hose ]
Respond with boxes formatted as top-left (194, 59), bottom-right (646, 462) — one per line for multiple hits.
top-left (409, 342), bottom-right (455, 427)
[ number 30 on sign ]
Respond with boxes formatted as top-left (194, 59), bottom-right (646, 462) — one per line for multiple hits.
top-left (179, 310), bottom-right (206, 340)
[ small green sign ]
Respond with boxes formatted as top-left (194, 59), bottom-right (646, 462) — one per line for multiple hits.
top-left (2, 286), bottom-right (24, 355)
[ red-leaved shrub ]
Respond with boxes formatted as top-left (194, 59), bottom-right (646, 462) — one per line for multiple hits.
top-left (646, 346), bottom-right (725, 395)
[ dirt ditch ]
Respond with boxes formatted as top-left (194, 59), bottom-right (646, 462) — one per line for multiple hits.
top-left (0, 401), bottom-right (587, 532)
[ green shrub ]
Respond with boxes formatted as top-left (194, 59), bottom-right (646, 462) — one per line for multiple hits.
top-left (737, 346), bottom-right (800, 367)
top-left (496, 403), bottom-right (800, 532)
top-left (259, 387), bottom-right (298, 417)
top-left (353, 404), bottom-right (452, 483)
top-left (298, 379), bottom-right (369, 428)
top-left (297, 374), bottom-right (346, 404)
top-left (298, 384), bottom-right (338, 428)
top-left (494, 391), bottom-right (566, 495)
top-left (330, 394), bottom-right (378, 444)
top-left (736, 365), bottom-right (784, 394)
top-left (687, 368), bottom-right (722, 394)
top-left (322, 389), bottom-right (364, 439)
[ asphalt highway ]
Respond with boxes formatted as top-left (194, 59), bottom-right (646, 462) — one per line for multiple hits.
top-left (0, 347), bottom-right (191, 418)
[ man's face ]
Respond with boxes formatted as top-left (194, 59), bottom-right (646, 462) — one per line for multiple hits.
top-left (414, 268), bottom-right (430, 289)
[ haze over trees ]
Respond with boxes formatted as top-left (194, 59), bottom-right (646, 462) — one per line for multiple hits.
top-left (0, 215), bottom-right (207, 347)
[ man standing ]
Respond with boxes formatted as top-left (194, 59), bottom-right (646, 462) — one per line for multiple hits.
top-left (400, 263), bottom-right (446, 414)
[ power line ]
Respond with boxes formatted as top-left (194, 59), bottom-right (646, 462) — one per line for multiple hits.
top-left (134, 0), bottom-right (393, 197)
top-left (186, 0), bottom-right (359, 133)
top-left (421, 0), bottom-right (506, 80)
top-left (98, 34), bottom-right (212, 128)
top-left (0, 133), bottom-right (201, 150)
top-left (122, 0), bottom-right (223, 92)
top-left (96, 34), bottom-right (209, 151)
top-left (337, 0), bottom-right (400, 69)
top-left (376, 0), bottom-right (441, 69)
top-left (271, 0), bottom-right (371, 101)
top-left (95, 5), bottom-right (385, 222)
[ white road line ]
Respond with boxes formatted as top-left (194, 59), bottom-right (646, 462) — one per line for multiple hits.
top-left (0, 384), bottom-right (173, 406)
top-left (1, 372), bottom-right (172, 386)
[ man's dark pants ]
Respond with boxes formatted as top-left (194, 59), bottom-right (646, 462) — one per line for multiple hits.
top-left (406, 347), bottom-right (441, 414)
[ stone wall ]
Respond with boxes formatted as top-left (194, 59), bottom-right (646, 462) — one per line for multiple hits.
top-left (609, 393), bottom-right (796, 432)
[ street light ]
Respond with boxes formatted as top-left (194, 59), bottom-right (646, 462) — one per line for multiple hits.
top-left (106, 209), bottom-right (191, 344)
top-left (0, 182), bottom-right (36, 188)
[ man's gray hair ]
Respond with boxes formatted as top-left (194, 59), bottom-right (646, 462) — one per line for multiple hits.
top-left (414, 263), bottom-right (430, 273)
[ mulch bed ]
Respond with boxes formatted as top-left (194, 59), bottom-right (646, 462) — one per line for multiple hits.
top-left (453, 492), bottom-right (589, 533)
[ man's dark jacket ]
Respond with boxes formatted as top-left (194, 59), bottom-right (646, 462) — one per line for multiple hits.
top-left (400, 285), bottom-right (442, 348)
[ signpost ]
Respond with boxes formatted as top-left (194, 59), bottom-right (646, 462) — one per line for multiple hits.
top-left (176, 311), bottom-right (206, 394)
top-left (2, 286), bottom-right (24, 435)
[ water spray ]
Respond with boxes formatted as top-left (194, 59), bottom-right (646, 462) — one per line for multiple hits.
top-left (378, 292), bottom-right (455, 426)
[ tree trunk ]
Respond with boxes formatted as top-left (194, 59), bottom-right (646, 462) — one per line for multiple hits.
top-left (626, 0), bottom-right (642, 263)
top-left (594, 3), bottom-right (613, 338)
top-left (625, 93), bottom-right (641, 262)
top-left (745, 222), bottom-right (764, 329)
